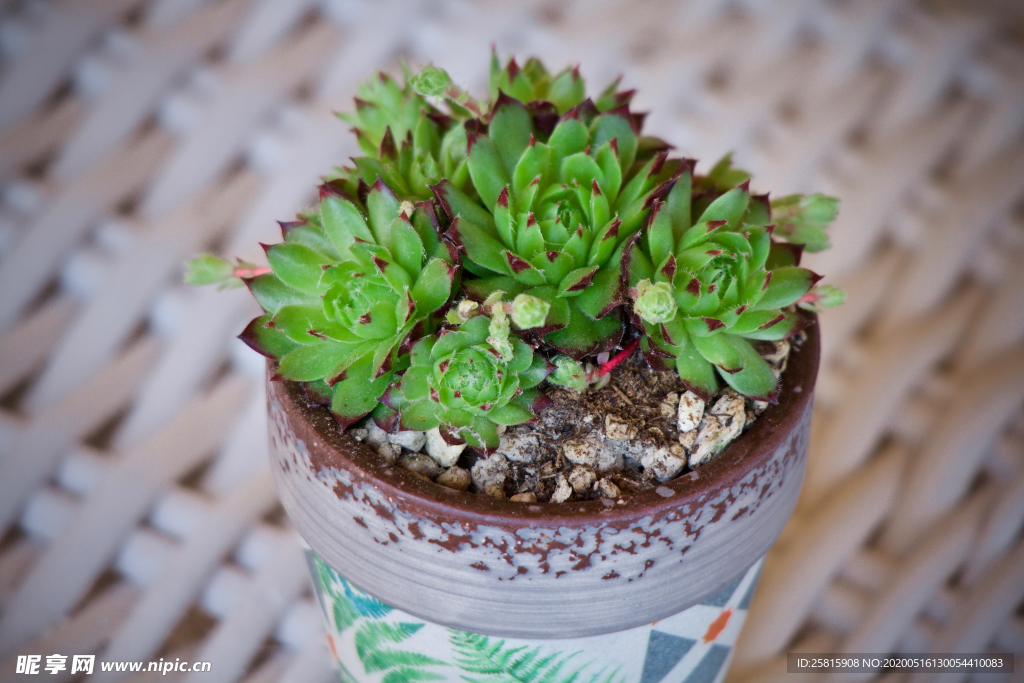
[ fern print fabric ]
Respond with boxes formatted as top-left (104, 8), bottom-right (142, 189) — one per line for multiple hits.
top-left (305, 548), bottom-right (763, 683)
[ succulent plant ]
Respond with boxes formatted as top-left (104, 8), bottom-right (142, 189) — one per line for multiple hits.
top-left (624, 165), bottom-right (838, 401)
top-left (427, 74), bottom-right (681, 358)
top-left (186, 54), bottom-right (843, 451)
top-left (187, 179), bottom-right (457, 426)
top-left (380, 295), bottom-right (553, 451)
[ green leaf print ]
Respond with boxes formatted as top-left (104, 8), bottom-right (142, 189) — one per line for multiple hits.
top-left (381, 668), bottom-right (447, 683)
top-left (343, 579), bottom-right (394, 619)
top-left (447, 630), bottom-right (623, 683)
top-left (353, 621), bottom-right (446, 678)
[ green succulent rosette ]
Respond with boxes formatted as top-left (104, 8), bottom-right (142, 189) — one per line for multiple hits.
top-left (625, 171), bottom-right (833, 401)
top-left (379, 303), bottom-right (553, 451)
top-left (433, 91), bottom-right (681, 358)
top-left (231, 178), bottom-right (457, 426)
top-left (329, 67), bottom-right (476, 203)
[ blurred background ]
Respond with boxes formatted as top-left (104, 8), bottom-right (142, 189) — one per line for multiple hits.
top-left (0, 0), bottom-right (1023, 681)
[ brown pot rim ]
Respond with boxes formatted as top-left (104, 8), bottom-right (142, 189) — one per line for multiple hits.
top-left (281, 315), bottom-right (819, 528)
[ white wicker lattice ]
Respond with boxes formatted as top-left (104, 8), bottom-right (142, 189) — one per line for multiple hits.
top-left (0, 1), bottom-right (1022, 682)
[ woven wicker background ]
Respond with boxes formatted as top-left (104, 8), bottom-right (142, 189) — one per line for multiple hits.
top-left (0, 0), bottom-right (1022, 681)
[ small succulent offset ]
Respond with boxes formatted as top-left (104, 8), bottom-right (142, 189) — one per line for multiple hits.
top-left (381, 294), bottom-right (553, 450)
top-left (186, 52), bottom-right (842, 454)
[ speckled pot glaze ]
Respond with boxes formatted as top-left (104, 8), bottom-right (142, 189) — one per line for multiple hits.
top-left (267, 320), bottom-right (818, 640)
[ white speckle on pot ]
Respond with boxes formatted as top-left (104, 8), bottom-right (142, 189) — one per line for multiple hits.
top-left (596, 478), bottom-right (621, 499)
top-left (639, 443), bottom-right (688, 482)
top-left (388, 430), bottom-right (426, 452)
top-left (677, 391), bottom-right (705, 433)
top-left (568, 466), bottom-right (597, 494)
top-left (550, 475), bottom-right (573, 503)
top-left (436, 466), bottom-right (471, 491)
top-left (496, 431), bottom-right (539, 463)
top-left (471, 453), bottom-right (509, 494)
top-left (604, 414), bottom-right (637, 441)
top-left (424, 427), bottom-right (465, 467)
top-left (563, 435), bottom-right (599, 468)
top-left (376, 441), bottom-right (399, 465)
top-left (364, 419), bottom-right (388, 449)
top-left (655, 486), bottom-right (674, 498)
top-left (510, 492), bottom-right (537, 503)
top-left (398, 452), bottom-right (441, 479)
top-left (659, 392), bottom-right (679, 419)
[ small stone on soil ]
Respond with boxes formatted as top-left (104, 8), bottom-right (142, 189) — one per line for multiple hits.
top-left (436, 466), bottom-right (471, 491)
top-left (563, 435), bottom-right (600, 468)
top-left (389, 430), bottom-right (426, 452)
top-left (398, 452), bottom-right (441, 479)
top-left (689, 392), bottom-right (746, 467)
top-left (677, 390), bottom-right (705, 433)
top-left (376, 441), bottom-right (399, 465)
top-left (605, 414), bottom-right (637, 441)
top-left (496, 432), bottom-right (540, 463)
top-left (471, 454), bottom-right (509, 495)
top-left (365, 420), bottom-right (388, 449)
top-left (568, 466), bottom-right (597, 494)
top-left (424, 427), bottom-right (465, 467)
top-left (638, 443), bottom-right (688, 482)
top-left (350, 428), bottom-right (368, 442)
top-left (510, 492), bottom-right (537, 503)
top-left (596, 478), bottom-right (621, 499)
top-left (550, 475), bottom-right (573, 503)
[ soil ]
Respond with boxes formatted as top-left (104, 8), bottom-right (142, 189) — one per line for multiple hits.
top-left (350, 331), bottom-right (803, 504)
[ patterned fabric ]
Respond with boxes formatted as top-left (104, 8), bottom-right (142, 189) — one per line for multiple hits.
top-left (306, 549), bottom-right (762, 683)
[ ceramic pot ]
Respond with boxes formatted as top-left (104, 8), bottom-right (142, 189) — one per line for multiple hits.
top-left (267, 321), bottom-right (819, 681)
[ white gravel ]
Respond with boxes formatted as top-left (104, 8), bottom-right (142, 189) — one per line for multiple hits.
top-left (424, 427), bottom-right (465, 467)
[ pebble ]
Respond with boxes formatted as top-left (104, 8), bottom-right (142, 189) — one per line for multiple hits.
top-left (364, 419), bottom-right (388, 449)
top-left (677, 390), bottom-right (705, 433)
top-left (471, 453), bottom-right (509, 494)
top-left (484, 484), bottom-right (506, 499)
top-left (710, 390), bottom-right (746, 421)
top-left (550, 475), bottom-right (573, 503)
top-left (638, 443), bottom-right (688, 482)
top-left (563, 435), bottom-right (600, 468)
top-left (604, 414), bottom-right (637, 441)
top-left (398, 452), bottom-right (441, 479)
top-left (568, 466), bottom-right (597, 494)
top-left (659, 392), bottom-right (679, 419)
top-left (678, 429), bottom-right (697, 451)
top-left (510, 492), bottom-right (537, 503)
top-left (388, 429), bottom-right (426, 452)
top-left (596, 478), bottom-right (621, 499)
top-left (689, 392), bottom-right (746, 467)
top-left (376, 441), bottom-right (399, 465)
top-left (349, 428), bottom-right (368, 442)
top-left (763, 339), bottom-right (790, 366)
top-left (424, 427), bottom-right (466, 467)
top-left (496, 431), bottom-right (540, 463)
top-left (436, 466), bottom-right (471, 492)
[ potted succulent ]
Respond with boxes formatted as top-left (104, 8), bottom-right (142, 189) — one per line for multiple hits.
top-left (187, 53), bottom-right (840, 683)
